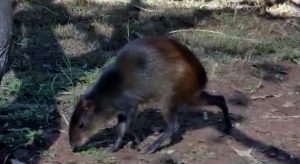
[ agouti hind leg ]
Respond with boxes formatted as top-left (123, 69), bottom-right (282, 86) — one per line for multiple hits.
top-left (191, 91), bottom-right (232, 133)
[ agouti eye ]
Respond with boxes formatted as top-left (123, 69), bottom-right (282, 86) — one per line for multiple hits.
top-left (79, 123), bottom-right (84, 129)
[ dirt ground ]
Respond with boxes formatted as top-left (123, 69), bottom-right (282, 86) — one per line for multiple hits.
top-left (38, 61), bottom-right (300, 164)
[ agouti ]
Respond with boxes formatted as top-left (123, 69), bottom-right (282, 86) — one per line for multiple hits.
top-left (69, 36), bottom-right (232, 153)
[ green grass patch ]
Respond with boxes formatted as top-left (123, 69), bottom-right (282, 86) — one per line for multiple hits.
top-left (77, 146), bottom-right (117, 164)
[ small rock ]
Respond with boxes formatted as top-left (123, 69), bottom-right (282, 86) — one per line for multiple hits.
top-left (288, 91), bottom-right (294, 96)
top-left (67, 160), bottom-right (76, 164)
top-left (166, 149), bottom-right (174, 155)
top-left (10, 159), bottom-right (25, 164)
top-left (269, 151), bottom-right (277, 157)
top-left (203, 112), bottom-right (208, 121)
top-left (234, 123), bottom-right (241, 128)
top-left (49, 152), bottom-right (56, 159)
top-left (276, 155), bottom-right (286, 160)
top-left (125, 141), bottom-right (133, 149)
top-left (294, 85), bottom-right (300, 95)
top-left (274, 93), bottom-right (283, 98)
top-left (152, 126), bottom-right (163, 135)
top-left (228, 90), bottom-right (249, 106)
top-left (207, 151), bottom-right (216, 158)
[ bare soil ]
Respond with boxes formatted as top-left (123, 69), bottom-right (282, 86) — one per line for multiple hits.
top-left (39, 61), bottom-right (300, 164)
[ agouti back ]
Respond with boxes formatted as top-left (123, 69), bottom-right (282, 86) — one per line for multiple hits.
top-left (69, 36), bottom-right (232, 153)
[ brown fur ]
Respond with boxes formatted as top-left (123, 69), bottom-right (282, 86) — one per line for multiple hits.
top-left (69, 36), bottom-right (231, 153)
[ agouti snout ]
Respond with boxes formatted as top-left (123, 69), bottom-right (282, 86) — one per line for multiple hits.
top-left (69, 36), bottom-right (232, 153)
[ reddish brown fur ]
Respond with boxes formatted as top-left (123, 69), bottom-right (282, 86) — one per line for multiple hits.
top-left (69, 36), bottom-right (231, 153)
top-left (114, 37), bottom-right (207, 105)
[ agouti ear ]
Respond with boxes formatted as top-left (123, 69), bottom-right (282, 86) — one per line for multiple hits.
top-left (81, 98), bottom-right (96, 111)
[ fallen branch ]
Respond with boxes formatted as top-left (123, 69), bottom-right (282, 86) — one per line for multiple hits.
top-left (262, 114), bottom-right (300, 120)
top-left (2, 143), bottom-right (29, 164)
top-left (250, 92), bottom-right (282, 100)
top-left (168, 29), bottom-right (263, 44)
top-left (249, 78), bottom-right (262, 94)
top-left (133, 5), bottom-right (161, 13)
top-left (60, 112), bottom-right (69, 126)
top-left (132, 31), bottom-right (144, 38)
top-left (35, 5), bottom-right (60, 16)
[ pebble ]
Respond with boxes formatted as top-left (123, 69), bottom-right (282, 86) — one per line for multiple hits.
top-left (203, 112), bottom-right (208, 121)
top-left (276, 155), bottom-right (286, 160)
top-left (166, 149), bottom-right (174, 154)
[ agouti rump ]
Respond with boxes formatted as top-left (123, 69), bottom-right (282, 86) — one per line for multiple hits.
top-left (69, 36), bottom-right (232, 153)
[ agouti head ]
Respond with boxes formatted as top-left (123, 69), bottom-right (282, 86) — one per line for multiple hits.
top-left (69, 95), bottom-right (115, 150)
top-left (69, 68), bottom-right (121, 150)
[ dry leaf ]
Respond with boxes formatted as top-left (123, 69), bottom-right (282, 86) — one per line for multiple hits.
top-left (250, 95), bottom-right (274, 100)
top-left (231, 146), bottom-right (263, 163)
top-left (231, 147), bottom-right (253, 158)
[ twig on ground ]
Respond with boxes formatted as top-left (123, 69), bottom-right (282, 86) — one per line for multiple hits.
top-left (2, 143), bottom-right (29, 164)
top-left (60, 112), bottom-right (69, 126)
top-left (262, 114), bottom-right (300, 120)
top-left (93, 140), bottom-right (109, 146)
top-left (132, 31), bottom-right (144, 38)
top-left (249, 78), bottom-right (262, 93)
top-left (36, 5), bottom-right (60, 16)
top-left (133, 5), bottom-right (161, 13)
top-left (168, 29), bottom-right (263, 44)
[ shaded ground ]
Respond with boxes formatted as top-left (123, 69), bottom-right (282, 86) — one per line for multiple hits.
top-left (0, 0), bottom-right (299, 163)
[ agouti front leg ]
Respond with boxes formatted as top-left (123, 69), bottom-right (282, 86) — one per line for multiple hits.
top-left (145, 104), bottom-right (179, 153)
top-left (107, 108), bottom-right (136, 152)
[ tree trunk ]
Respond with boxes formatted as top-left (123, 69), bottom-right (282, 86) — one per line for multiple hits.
top-left (0, 0), bottom-right (13, 83)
